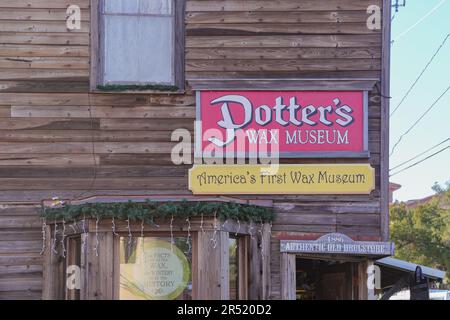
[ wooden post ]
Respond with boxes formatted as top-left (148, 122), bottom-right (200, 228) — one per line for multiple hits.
top-left (42, 225), bottom-right (66, 300)
top-left (261, 223), bottom-right (271, 300)
top-left (219, 231), bottom-right (230, 299)
top-left (90, 0), bottom-right (100, 90)
top-left (248, 231), bottom-right (262, 299)
top-left (194, 231), bottom-right (229, 300)
top-left (355, 260), bottom-right (377, 300)
top-left (42, 225), bottom-right (54, 300)
top-left (238, 236), bottom-right (249, 299)
top-left (380, 0), bottom-right (392, 241)
top-left (80, 233), bottom-right (88, 300)
top-left (85, 231), bottom-right (115, 300)
top-left (366, 261), bottom-right (376, 300)
top-left (280, 253), bottom-right (296, 300)
top-left (269, 238), bottom-right (282, 300)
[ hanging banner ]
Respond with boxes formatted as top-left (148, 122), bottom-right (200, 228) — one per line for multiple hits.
top-left (196, 91), bottom-right (368, 158)
top-left (189, 164), bottom-right (375, 195)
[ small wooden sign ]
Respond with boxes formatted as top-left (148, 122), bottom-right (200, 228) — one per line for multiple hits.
top-left (189, 164), bottom-right (375, 195)
top-left (280, 233), bottom-right (394, 256)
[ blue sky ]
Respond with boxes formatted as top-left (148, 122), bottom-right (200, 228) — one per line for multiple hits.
top-left (389, 0), bottom-right (450, 201)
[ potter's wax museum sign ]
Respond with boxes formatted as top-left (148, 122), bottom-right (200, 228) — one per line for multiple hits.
top-left (280, 233), bottom-right (394, 256)
top-left (189, 164), bottom-right (375, 195)
top-left (196, 91), bottom-right (368, 158)
top-left (120, 239), bottom-right (190, 300)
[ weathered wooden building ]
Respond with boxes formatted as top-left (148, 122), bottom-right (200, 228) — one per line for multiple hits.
top-left (0, 0), bottom-right (391, 300)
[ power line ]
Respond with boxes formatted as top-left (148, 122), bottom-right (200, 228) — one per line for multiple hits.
top-left (390, 33), bottom-right (450, 117)
top-left (392, 0), bottom-right (447, 44)
top-left (390, 146), bottom-right (450, 177)
top-left (391, 10), bottom-right (397, 22)
top-left (390, 85), bottom-right (450, 156)
top-left (390, 137), bottom-right (450, 171)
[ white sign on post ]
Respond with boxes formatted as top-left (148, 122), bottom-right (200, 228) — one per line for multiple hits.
top-left (280, 233), bottom-right (394, 256)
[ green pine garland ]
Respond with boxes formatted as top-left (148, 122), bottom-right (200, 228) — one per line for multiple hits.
top-left (41, 200), bottom-right (275, 226)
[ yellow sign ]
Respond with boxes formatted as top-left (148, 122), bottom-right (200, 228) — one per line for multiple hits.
top-left (189, 164), bottom-right (375, 195)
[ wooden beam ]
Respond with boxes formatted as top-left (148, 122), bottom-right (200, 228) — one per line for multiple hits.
top-left (261, 223), bottom-right (271, 300)
top-left (85, 231), bottom-right (115, 299)
top-left (194, 230), bottom-right (229, 299)
top-left (189, 79), bottom-right (378, 91)
top-left (280, 253), bottom-right (296, 300)
top-left (380, 0), bottom-right (392, 241)
top-left (248, 231), bottom-right (261, 299)
top-left (43, 195), bottom-right (273, 208)
top-left (356, 261), bottom-right (368, 300)
top-left (238, 236), bottom-right (249, 300)
top-left (90, 0), bottom-right (100, 91)
top-left (174, 0), bottom-right (186, 90)
top-left (219, 231), bottom-right (230, 299)
top-left (41, 224), bottom-right (65, 300)
top-left (41, 225), bottom-right (53, 300)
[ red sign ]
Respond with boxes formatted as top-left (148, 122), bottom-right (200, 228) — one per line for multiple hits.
top-left (196, 91), bottom-right (368, 158)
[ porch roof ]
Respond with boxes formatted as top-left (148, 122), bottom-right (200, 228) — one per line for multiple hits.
top-left (375, 257), bottom-right (445, 280)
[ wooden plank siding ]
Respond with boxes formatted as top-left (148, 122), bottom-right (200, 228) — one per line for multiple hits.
top-left (0, 205), bottom-right (43, 300)
top-left (0, 0), bottom-right (388, 300)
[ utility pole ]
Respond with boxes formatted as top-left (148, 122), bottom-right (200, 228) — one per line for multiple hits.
top-left (392, 0), bottom-right (406, 13)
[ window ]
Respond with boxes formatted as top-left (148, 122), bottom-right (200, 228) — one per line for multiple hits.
top-left (44, 216), bottom-right (258, 300)
top-left (119, 236), bottom-right (192, 300)
top-left (92, 0), bottom-right (185, 90)
top-left (229, 237), bottom-right (239, 299)
top-left (229, 236), bottom-right (248, 300)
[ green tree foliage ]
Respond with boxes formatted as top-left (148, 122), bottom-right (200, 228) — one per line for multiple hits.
top-left (390, 183), bottom-right (450, 282)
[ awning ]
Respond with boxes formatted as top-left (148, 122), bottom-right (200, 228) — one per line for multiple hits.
top-left (375, 257), bottom-right (445, 280)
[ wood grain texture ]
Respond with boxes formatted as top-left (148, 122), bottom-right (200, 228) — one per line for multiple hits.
top-left (187, 23), bottom-right (381, 36)
top-left (187, 0), bottom-right (382, 12)
top-left (0, 205), bottom-right (43, 299)
top-left (0, 21), bottom-right (89, 33)
top-left (0, 0), bottom-right (389, 300)
top-left (0, 9), bottom-right (90, 21)
top-left (187, 47), bottom-right (381, 60)
top-left (0, 45), bottom-right (89, 57)
top-left (0, 0), bottom-right (90, 9)
top-left (280, 253), bottom-right (295, 300)
top-left (187, 10), bottom-right (376, 24)
top-left (187, 35), bottom-right (381, 48)
top-left (380, 0), bottom-right (391, 242)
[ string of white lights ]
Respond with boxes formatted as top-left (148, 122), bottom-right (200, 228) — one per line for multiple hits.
top-left (210, 210), bottom-right (218, 249)
top-left (52, 219), bottom-right (58, 255)
top-left (61, 218), bottom-right (66, 258)
top-left (186, 217), bottom-right (192, 254)
top-left (81, 214), bottom-right (87, 255)
top-left (170, 214), bottom-right (174, 251)
top-left (94, 217), bottom-right (100, 257)
top-left (39, 218), bottom-right (47, 255)
top-left (112, 216), bottom-right (118, 236)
